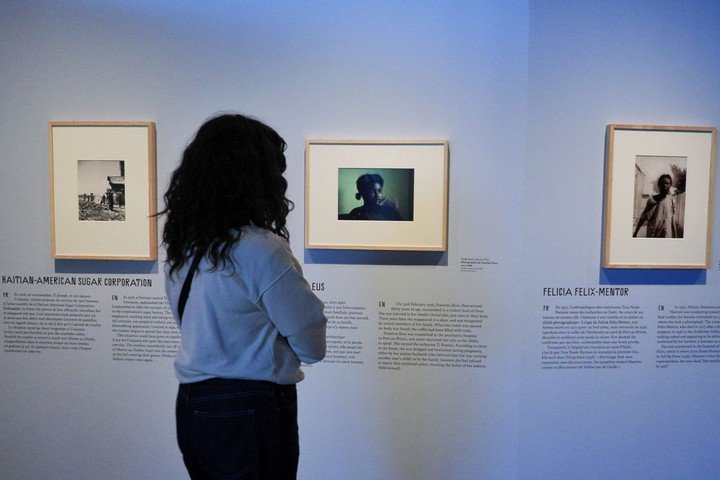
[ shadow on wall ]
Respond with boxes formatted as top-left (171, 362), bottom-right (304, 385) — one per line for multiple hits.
top-left (304, 249), bottom-right (447, 266)
top-left (55, 260), bottom-right (158, 274)
top-left (599, 268), bottom-right (706, 286)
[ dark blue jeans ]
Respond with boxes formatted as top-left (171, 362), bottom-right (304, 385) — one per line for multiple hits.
top-left (176, 378), bottom-right (299, 480)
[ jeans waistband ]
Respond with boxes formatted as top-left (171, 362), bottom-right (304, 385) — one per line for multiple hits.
top-left (179, 377), bottom-right (296, 398)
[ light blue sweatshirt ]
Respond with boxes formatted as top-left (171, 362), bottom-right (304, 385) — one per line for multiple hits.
top-left (164, 226), bottom-right (327, 384)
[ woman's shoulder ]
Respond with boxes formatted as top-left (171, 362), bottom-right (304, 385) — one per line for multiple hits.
top-left (233, 226), bottom-right (295, 266)
top-left (219, 227), bottom-right (299, 300)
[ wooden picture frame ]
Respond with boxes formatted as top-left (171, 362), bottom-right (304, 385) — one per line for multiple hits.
top-left (49, 121), bottom-right (157, 260)
top-left (603, 124), bottom-right (716, 269)
top-left (305, 139), bottom-right (448, 251)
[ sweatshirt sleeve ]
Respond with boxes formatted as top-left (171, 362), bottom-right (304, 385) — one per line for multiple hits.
top-left (257, 261), bottom-right (327, 364)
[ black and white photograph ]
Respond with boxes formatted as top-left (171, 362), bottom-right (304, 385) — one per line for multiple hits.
top-left (77, 160), bottom-right (126, 221)
top-left (603, 124), bottom-right (716, 269)
top-left (338, 168), bottom-right (414, 221)
top-left (632, 155), bottom-right (686, 239)
top-left (50, 121), bottom-right (157, 260)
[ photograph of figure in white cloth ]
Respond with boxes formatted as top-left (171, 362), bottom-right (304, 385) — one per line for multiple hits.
top-left (632, 155), bottom-right (686, 238)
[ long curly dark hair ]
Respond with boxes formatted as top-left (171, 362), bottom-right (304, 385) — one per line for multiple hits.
top-left (160, 113), bottom-right (293, 276)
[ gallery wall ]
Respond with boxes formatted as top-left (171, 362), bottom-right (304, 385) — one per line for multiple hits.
top-left (0, 1), bottom-right (718, 479)
top-left (522, 2), bottom-right (720, 479)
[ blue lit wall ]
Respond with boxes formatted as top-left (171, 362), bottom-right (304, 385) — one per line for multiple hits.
top-left (1, 1), bottom-right (718, 479)
top-left (522, 2), bottom-right (720, 479)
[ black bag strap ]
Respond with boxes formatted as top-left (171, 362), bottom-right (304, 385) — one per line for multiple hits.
top-left (178, 250), bottom-right (204, 324)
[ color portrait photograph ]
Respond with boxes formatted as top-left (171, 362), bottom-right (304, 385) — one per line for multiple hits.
top-left (337, 168), bottom-right (414, 221)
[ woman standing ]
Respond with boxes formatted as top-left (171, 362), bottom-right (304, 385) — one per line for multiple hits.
top-left (161, 113), bottom-right (327, 479)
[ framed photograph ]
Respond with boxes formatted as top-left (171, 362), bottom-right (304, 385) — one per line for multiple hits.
top-left (49, 121), bottom-right (157, 260)
top-left (305, 139), bottom-right (448, 250)
top-left (603, 124), bottom-right (717, 269)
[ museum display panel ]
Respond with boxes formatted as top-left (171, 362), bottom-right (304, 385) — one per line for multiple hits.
top-left (305, 139), bottom-right (448, 251)
top-left (49, 121), bottom-right (158, 260)
top-left (603, 124), bottom-right (716, 269)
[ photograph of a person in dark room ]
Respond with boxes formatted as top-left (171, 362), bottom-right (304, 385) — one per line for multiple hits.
top-left (338, 169), bottom-right (414, 221)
